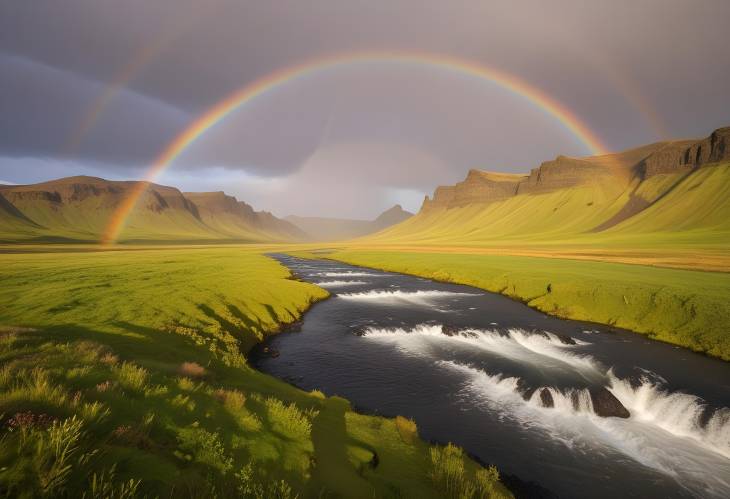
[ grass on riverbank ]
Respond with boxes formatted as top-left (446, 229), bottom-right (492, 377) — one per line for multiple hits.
top-left (0, 246), bottom-right (511, 498)
top-left (308, 249), bottom-right (730, 361)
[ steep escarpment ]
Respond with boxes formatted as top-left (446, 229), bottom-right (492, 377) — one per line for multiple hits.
top-left (184, 191), bottom-right (304, 240)
top-left (0, 176), bottom-right (303, 243)
top-left (422, 171), bottom-right (525, 211)
top-left (371, 125), bottom-right (730, 246)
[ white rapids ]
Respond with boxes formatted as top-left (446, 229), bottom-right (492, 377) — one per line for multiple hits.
top-left (359, 324), bottom-right (730, 497)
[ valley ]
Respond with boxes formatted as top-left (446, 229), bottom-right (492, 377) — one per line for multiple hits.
top-left (1, 123), bottom-right (729, 498)
top-left (3, 4), bottom-right (729, 497)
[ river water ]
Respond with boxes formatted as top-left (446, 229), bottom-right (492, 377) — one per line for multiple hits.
top-left (251, 255), bottom-right (730, 498)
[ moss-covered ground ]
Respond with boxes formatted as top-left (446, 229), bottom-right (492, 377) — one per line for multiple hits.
top-left (0, 246), bottom-right (511, 498)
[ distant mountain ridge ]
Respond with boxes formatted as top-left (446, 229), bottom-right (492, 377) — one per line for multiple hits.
top-left (285, 204), bottom-right (413, 241)
top-left (0, 176), bottom-right (304, 243)
top-left (367, 126), bottom-right (730, 244)
top-left (422, 127), bottom-right (729, 213)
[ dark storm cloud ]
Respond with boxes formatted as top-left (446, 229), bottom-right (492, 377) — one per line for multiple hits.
top-left (0, 53), bottom-right (189, 165)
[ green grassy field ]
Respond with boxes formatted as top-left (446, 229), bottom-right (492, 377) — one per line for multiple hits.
top-left (314, 249), bottom-right (730, 361)
top-left (0, 246), bottom-right (511, 498)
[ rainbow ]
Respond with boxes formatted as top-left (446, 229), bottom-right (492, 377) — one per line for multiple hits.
top-left (63, 9), bottom-right (203, 155)
top-left (101, 51), bottom-right (611, 244)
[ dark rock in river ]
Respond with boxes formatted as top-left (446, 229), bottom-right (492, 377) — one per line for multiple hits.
top-left (352, 325), bottom-right (370, 336)
top-left (554, 333), bottom-right (576, 345)
top-left (539, 388), bottom-right (554, 408)
top-left (516, 378), bottom-right (536, 400)
top-left (441, 324), bottom-right (462, 336)
top-left (262, 346), bottom-right (280, 358)
top-left (533, 330), bottom-right (575, 345)
top-left (589, 387), bottom-right (630, 418)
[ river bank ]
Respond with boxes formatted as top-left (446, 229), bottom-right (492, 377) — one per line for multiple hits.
top-left (298, 249), bottom-right (730, 361)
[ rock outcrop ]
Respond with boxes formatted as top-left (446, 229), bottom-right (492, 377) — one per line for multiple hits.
top-left (422, 171), bottom-right (524, 211)
top-left (637, 127), bottom-right (730, 178)
top-left (419, 126), bottom-right (730, 212)
top-left (517, 156), bottom-right (615, 194)
top-left (589, 387), bottom-right (630, 418)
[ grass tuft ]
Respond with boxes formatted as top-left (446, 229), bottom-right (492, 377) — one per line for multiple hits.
top-left (113, 362), bottom-right (148, 394)
top-left (395, 416), bottom-right (418, 445)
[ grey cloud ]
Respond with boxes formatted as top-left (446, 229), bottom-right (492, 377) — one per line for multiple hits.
top-left (0, 54), bottom-right (189, 165)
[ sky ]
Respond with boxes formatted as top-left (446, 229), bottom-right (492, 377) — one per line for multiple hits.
top-left (1, 0), bottom-right (729, 218)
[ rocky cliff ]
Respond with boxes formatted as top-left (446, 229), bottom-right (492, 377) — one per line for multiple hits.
top-left (638, 127), bottom-right (730, 178)
top-left (420, 126), bottom-right (730, 212)
top-left (0, 176), bottom-right (303, 242)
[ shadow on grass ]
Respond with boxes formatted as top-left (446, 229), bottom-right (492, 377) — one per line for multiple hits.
top-left (306, 397), bottom-right (371, 497)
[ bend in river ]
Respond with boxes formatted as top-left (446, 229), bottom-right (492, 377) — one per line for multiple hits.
top-left (252, 255), bottom-right (730, 499)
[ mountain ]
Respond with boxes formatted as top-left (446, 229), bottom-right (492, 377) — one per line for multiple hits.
top-left (183, 191), bottom-right (304, 241)
top-left (286, 204), bottom-right (414, 241)
top-left (365, 126), bottom-right (730, 247)
top-left (0, 176), bottom-right (304, 243)
top-left (371, 204), bottom-right (415, 230)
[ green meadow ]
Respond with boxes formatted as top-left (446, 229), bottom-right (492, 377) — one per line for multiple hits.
top-left (0, 246), bottom-right (511, 498)
top-left (316, 249), bottom-right (730, 361)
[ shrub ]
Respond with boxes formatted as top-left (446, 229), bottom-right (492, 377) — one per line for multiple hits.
top-left (178, 362), bottom-right (206, 379)
top-left (264, 397), bottom-right (317, 440)
top-left (38, 416), bottom-right (89, 495)
top-left (80, 401), bottom-right (109, 422)
top-left (475, 466), bottom-right (500, 497)
top-left (0, 364), bottom-right (12, 388)
top-left (214, 388), bottom-right (246, 411)
top-left (5, 411), bottom-right (56, 444)
top-left (95, 381), bottom-right (113, 392)
top-left (114, 362), bottom-right (148, 393)
top-left (429, 443), bottom-right (474, 499)
top-left (309, 389), bottom-right (325, 399)
top-left (428, 443), bottom-right (504, 498)
top-left (177, 426), bottom-right (233, 475)
top-left (21, 367), bottom-right (68, 405)
top-left (81, 465), bottom-right (142, 499)
top-left (177, 377), bottom-right (197, 391)
top-left (99, 353), bottom-right (119, 366)
top-left (395, 416), bottom-right (418, 445)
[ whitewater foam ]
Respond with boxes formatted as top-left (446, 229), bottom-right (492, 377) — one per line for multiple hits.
top-left (338, 290), bottom-right (478, 308)
top-left (439, 360), bottom-right (730, 497)
top-left (314, 280), bottom-right (368, 287)
top-left (317, 271), bottom-right (378, 277)
top-left (360, 324), bottom-right (601, 376)
top-left (608, 372), bottom-right (730, 459)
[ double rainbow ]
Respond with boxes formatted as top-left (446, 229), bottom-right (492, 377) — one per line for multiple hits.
top-left (101, 51), bottom-right (611, 244)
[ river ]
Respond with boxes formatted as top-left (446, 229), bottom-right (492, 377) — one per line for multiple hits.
top-left (251, 255), bottom-right (730, 498)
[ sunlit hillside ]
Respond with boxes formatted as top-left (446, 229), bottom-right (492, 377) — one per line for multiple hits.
top-left (359, 127), bottom-right (730, 270)
top-left (0, 177), bottom-right (304, 243)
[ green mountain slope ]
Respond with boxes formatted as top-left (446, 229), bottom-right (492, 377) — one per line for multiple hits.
top-left (363, 126), bottom-right (730, 254)
top-left (0, 176), bottom-right (304, 243)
